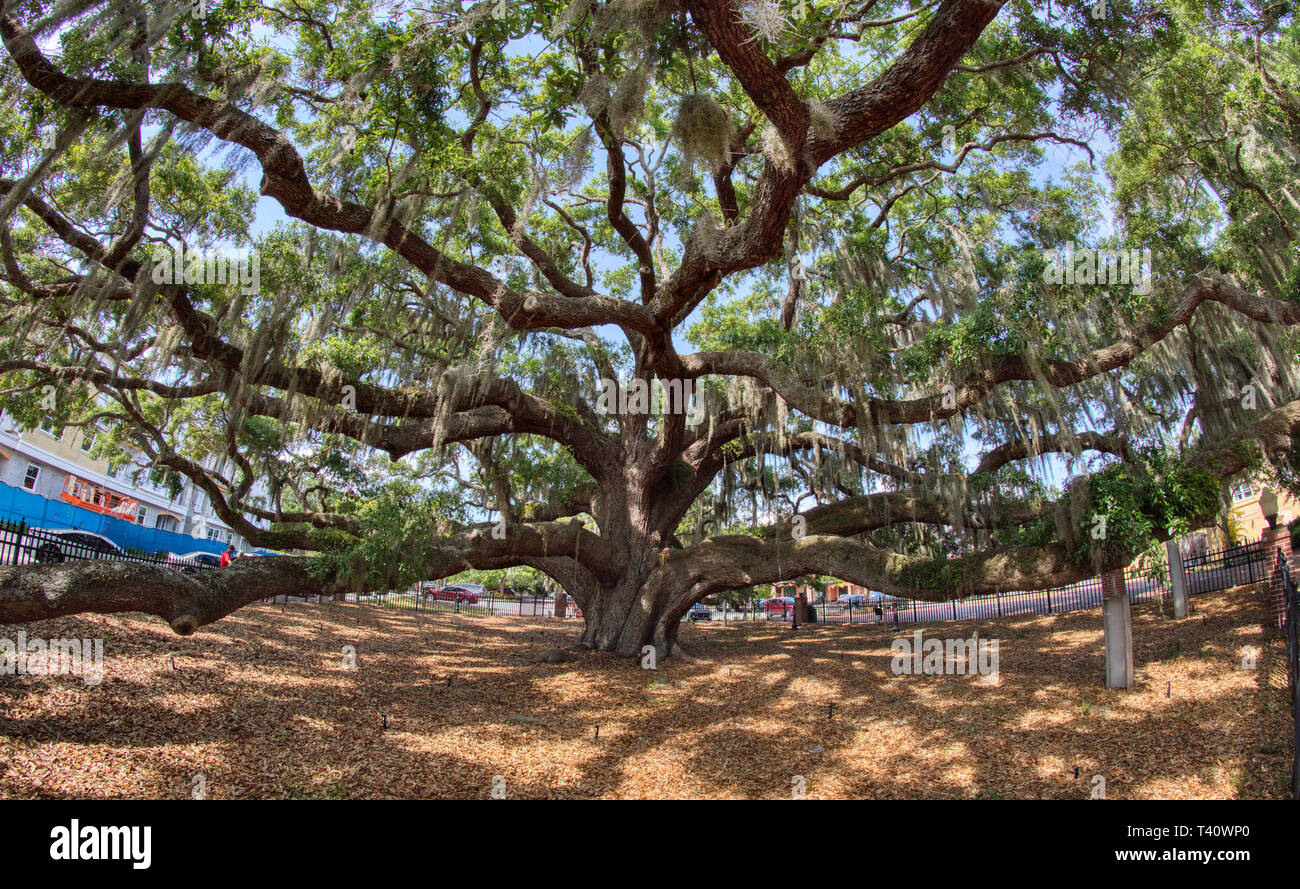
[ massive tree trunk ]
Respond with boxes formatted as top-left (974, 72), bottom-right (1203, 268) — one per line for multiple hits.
top-left (575, 573), bottom-right (691, 659)
top-left (562, 475), bottom-right (695, 658)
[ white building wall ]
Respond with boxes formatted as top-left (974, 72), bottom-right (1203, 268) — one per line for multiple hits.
top-left (0, 412), bottom-right (271, 551)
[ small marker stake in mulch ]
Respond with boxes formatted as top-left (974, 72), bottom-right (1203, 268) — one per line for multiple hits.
top-left (827, 703), bottom-right (834, 719)
top-left (1074, 766), bottom-right (1079, 780)
top-left (446, 676), bottom-right (453, 686)
top-left (595, 725), bottom-right (600, 739)
top-left (170, 656), bottom-right (176, 670)
top-left (382, 713), bottom-right (387, 729)
top-left (1166, 681), bottom-right (1171, 698)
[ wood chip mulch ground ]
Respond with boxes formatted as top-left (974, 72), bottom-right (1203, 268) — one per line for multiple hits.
top-left (0, 584), bottom-right (1293, 798)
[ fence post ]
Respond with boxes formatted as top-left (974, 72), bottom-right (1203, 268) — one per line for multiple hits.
top-left (1264, 525), bottom-right (1293, 629)
top-left (1164, 538), bottom-right (1189, 618)
top-left (996, 592), bottom-right (1002, 618)
top-left (912, 600), bottom-right (918, 623)
top-left (1101, 569), bottom-right (1134, 688)
top-left (1287, 584), bottom-right (1299, 799)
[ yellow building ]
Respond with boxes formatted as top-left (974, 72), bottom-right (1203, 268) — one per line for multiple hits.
top-left (1225, 479), bottom-right (1300, 542)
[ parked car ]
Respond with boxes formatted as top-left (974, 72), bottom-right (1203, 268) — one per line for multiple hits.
top-left (166, 551), bottom-right (222, 574)
top-left (839, 594), bottom-right (868, 608)
top-left (422, 584), bottom-right (480, 604)
top-left (445, 585), bottom-right (481, 603)
top-left (763, 596), bottom-right (796, 617)
top-left (15, 528), bottom-right (125, 564)
top-left (687, 603), bottom-right (712, 621)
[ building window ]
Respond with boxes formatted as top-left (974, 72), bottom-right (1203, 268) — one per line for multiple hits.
top-left (79, 430), bottom-right (97, 452)
top-left (39, 417), bottom-right (60, 437)
top-left (22, 463), bottom-right (40, 490)
top-left (1231, 481), bottom-right (1255, 503)
top-left (136, 505), bottom-right (147, 525)
top-left (154, 515), bottom-right (177, 533)
top-left (206, 527), bottom-right (223, 541)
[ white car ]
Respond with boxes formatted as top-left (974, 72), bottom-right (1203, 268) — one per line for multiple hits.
top-left (10, 528), bottom-right (126, 564)
top-left (165, 551), bottom-right (223, 573)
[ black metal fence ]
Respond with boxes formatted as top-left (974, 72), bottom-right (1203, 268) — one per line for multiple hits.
top-left (0, 518), bottom-right (217, 572)
top-left (753, 538), bottom-right (1269, 628)
top-left (1278, 547), bottom-right (1300, 801)
top-left (765, 563), bottom-right (1165, 627)
top-left (335, 587), bottom-right (566, 619)
top-left (0, 509), bottom-right (1277, 636)
top-left (1187, 538), bottom-right (1270, 591)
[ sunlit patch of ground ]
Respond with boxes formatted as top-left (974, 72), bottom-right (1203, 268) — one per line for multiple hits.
top-left (0, 585), bottom-right (1291, 799)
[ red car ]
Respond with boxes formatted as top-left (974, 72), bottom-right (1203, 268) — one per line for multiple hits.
top-left (421, 584), bottom-right (480, 604)
top-left (763, 596), bottom-right (796, 617)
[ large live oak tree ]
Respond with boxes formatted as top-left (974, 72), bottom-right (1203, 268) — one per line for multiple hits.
top-left (2, 0), bottom-right (1300, 656)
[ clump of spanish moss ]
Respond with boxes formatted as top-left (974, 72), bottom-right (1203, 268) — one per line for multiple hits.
top-left (608, 63), bottom-right (651, 136)
top-left (578, 75), bottom-right (612, 116)
top-left (606, 0), bottom-right (682, 42)
top-left (761, 124), bottom-right (796, 172)
top-left (582, 0), bottom-right (681, 136)
top-left (807, 100), bottom-right (837, 141)
top-left (671, 94), bottom-right (732, 174)
top-left (548, 0), bottom-right (594, 38)
top-left (691, 209), bottom-right (725, 255)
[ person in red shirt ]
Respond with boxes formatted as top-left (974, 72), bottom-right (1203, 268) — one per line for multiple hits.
top-left (219, 544), bottom-right (236, 567)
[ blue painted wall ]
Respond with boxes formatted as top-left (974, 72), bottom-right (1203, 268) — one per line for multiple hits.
top-left (0, 481), bottom-right (232, 556)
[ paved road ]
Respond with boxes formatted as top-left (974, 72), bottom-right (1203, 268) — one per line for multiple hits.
top-left (686, 562), bottom-right (1264, 627)
top-left (355, 592), bottom-right (564, 618)
top-left (348, 560), bottom-right (1264, 627)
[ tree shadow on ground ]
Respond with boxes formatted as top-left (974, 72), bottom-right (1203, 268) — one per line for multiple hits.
top-left (0, 584), bottom-right (1290, 798)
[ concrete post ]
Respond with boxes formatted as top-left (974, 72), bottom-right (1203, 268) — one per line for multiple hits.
top-left (1101, 569), bottom-right (1133, 689)
top-left (1165, 538), bottom-right (1189, 618)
